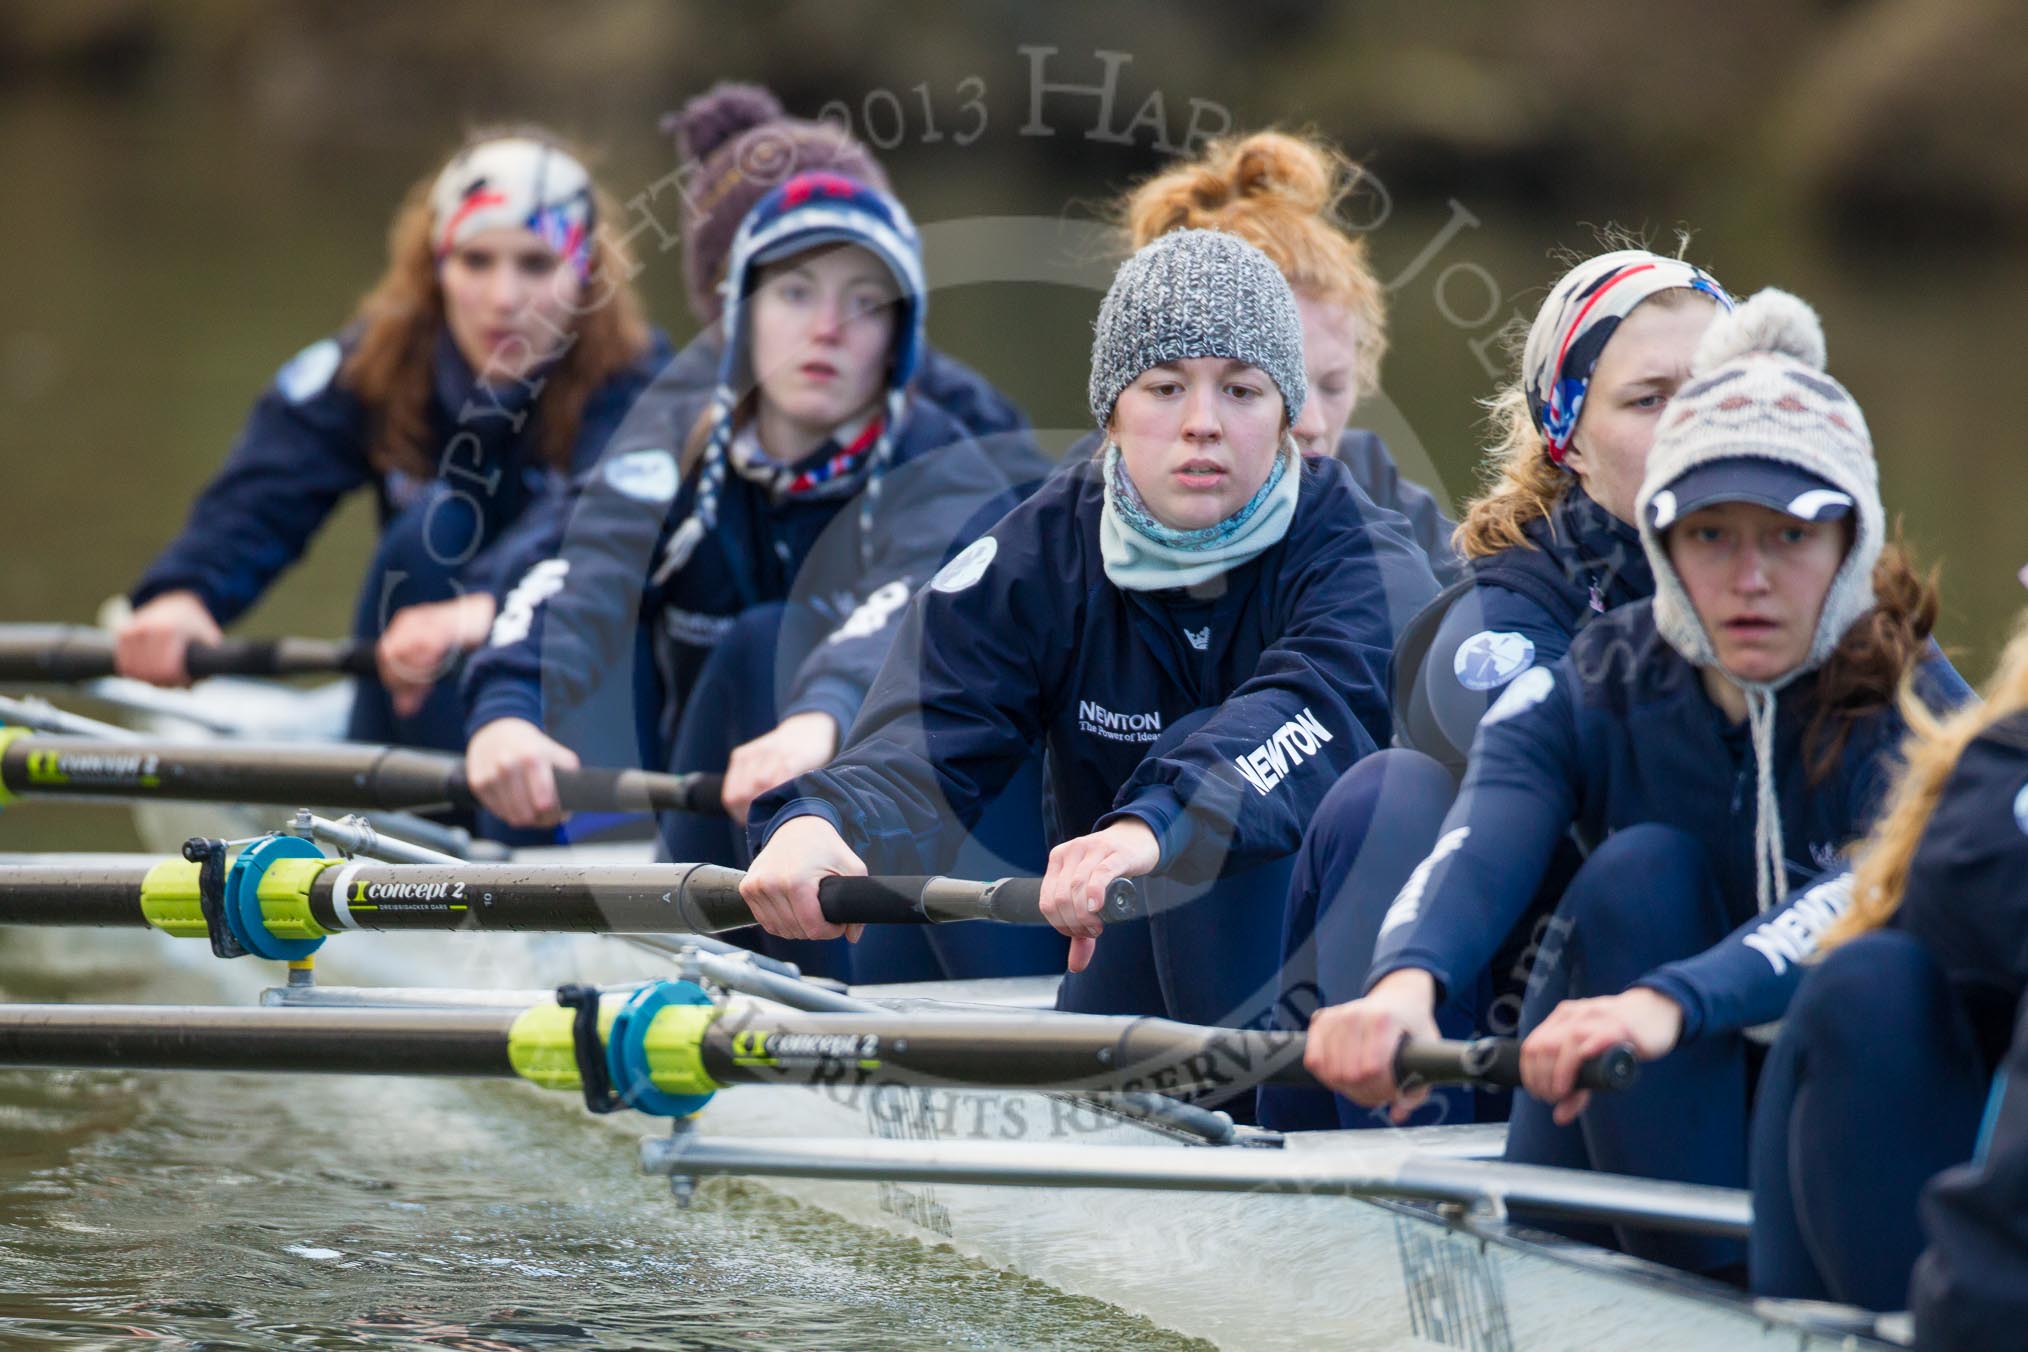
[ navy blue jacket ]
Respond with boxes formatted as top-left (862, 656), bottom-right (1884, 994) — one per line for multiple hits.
top-left (753, 454), bottom-right (1441, 882)
top-left (1393, 485), bottom-right (1651, 771)
top-left (464, 398), bottom-right (1017, 746)
top-left (131, 328), bottom-right (668, 625)
top-left (1914, 991), bottom-right (2028, 1351)
top-left (1370, 600), bottom-right (1965, 1042)
top-left (1895, 710), bottom-right (2028, 1068)
top-left (1895, 710), bottom-right (2028, 1349)
top-left (1062, 428), bottom-right (1459, 586)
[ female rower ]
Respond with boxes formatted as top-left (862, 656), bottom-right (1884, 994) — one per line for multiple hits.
top-left (1750, 614), bottom-right (2028, 1310)
top-left (461, 171), bottom-right (1022, 974)
top-left (661, 83), bottom-right (1039, 469)
top-left (1085, 128), bottom-right (1458, 579)
top-left (741, 228), bottom-right (1438, 1040)
top-left (1263, 247), bottom-right (1731, 1129)
top-left (117, 130), bottom-right (664, 753)
top-left (1303, 289), bottom-right (1968, 1274)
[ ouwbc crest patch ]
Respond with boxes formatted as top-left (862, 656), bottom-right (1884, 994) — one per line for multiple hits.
top-left (275, 338), bottom-right (342, 404)
top-left (1453, 630), bottom-right (1536, 692)
top-left (2014, 781), bottom-right (2028, 837)
top-left (932, 536), bottom-right (997, 594)
top-left (603, 448), bottom-right (680, 505)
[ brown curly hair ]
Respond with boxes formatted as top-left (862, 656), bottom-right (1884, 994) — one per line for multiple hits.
top-left (340, 127), bottom-right (651, 481)
top-left (1116, 129), bottom-right (1387, 399)
top-left (1802, 529), bottom-right (1943, 782)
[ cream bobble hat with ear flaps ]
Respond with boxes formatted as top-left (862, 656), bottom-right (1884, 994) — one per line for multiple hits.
top-left (1636, 289), bottom-right (1883, 679)
top-left (1633, 287), bottom-right (1884, 911)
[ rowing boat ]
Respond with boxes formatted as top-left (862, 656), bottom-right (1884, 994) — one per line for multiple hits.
top-left (0, 857), bottom-right (1897, 1352)
top-left (0, 679), bottom-right (1909, 1349)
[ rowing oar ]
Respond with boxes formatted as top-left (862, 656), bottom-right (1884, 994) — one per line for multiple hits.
top-left (0, 855), bottom-right (1137, 957)
top-left (0, 731), bottom-right (724, 817)
top-left (0, 997), bottom-right (1678, 1225)
top-left (0, 625), bottom-right (377, 682)
top-left (0, 995), bottom-right (1630, 1114)
top-left (0, 996), bottom-right (1702, 1242)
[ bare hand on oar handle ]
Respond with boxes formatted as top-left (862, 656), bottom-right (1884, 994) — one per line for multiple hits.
top-left (114, 590), bottom-right (222, 687)
top-left (1519, 988), bottom-right (1683, 1125)
top-left (466, 717), bottom-right (580, 827)
top-left (740, 814), bottom-right (869, 942)
top-left (721, 711), bottom-right (840, 825)
top-left (378, 593), bottom-right (496, 718)
top-left (1305, 969), bottom-right (1443, 1123)
top-left (1039, 818), bottom-right (1160, 974)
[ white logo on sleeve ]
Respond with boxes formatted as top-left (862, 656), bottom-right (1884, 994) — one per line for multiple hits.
top-left (827, 579), bottom-right (913, 644)
top-left (2015, 781), bottom-right (2028, 837)
top-left (602, 448), bottom-right (680, 505)
top-left (1378, 826), bottom-right (1471, 937)
top-left (1453, 630), bottom-right (1536, 692)
top-left (1742, 872), bottom-right (1856, 976)
top-left (1479, 666), bottom-right (1555, 729)
top-left (931, 536), bottom-right (997, 594)
top-left (489, 558), bottom-right (569, 647)
top-left (1232, 708), bottom-right (1335, 796)
top-left (275, 338), bottom-right (341, 404)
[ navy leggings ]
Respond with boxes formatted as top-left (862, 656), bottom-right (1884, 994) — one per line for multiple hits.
top-left (662, 602), bottom-right (1065, 984)
top-left (1505, 823), bottom-right (1755, 1273)
top-left (1258, 749), bottom-right (1570, 1131)
top-left (1750, 930), bottom-right (1988, 1309)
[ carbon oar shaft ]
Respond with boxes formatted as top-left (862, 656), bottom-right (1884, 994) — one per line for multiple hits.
top-left (0, 627), bottom-right (377, 682)
top-left (0, 734), bottom-right (722, 816)
top-left (693, 1008), bottom-right (1310, 1093)
top-left (0, 1004), bottom-right (515, 1076)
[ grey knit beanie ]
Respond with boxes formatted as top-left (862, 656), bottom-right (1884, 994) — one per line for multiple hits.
top-left (1088, 228), bottom-right (1306, 431)
top-left (1633, 287), bottom-right (1883, 913)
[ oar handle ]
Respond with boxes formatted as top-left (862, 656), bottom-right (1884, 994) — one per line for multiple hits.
top-left (184, 637), bottom-right (378, 680)
top-left (1392, 1036), bottom-right (1639, 1094)
top-left (456, 766), bottom-right (724, 817)
top-left (816, 875), bottom-right (1143, 927)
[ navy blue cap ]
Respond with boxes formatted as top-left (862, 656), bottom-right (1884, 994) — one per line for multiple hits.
top-left (1648, 457), bottom-right (1853, 530)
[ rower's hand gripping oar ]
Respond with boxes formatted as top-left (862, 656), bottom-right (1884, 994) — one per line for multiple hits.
top-left (0, 625), bottom-right (379, 682)
top-left (0, 731), bottom-right (725, 817)
top-left (1392, 1033), bottom-right (1639, 1095)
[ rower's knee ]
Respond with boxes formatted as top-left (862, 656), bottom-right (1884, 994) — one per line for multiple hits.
top-left (1788, 931), bottom-right (1952, 1073)
top-left (1554, 825), bottom-right (1718, 984)
top-left (1304, 749), bottom-right (1456, 881)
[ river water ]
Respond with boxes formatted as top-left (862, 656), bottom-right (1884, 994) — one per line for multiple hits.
top-left (0, 81), bottom-right (2023, 1349)
top-left (0, 931), bottom-right (1203, 1350)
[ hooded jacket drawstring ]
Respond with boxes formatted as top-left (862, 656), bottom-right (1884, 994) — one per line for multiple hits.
top-left (1741, 682), bottom-right (1787, 911)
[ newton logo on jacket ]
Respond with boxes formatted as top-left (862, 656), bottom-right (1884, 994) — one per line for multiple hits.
top-left (1233, 708), bottom-right (1334, 796)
